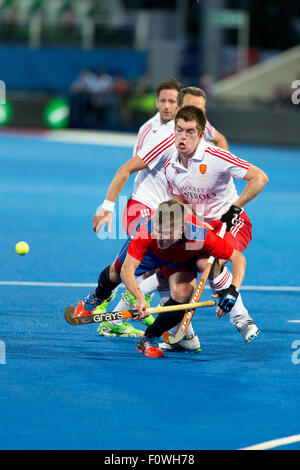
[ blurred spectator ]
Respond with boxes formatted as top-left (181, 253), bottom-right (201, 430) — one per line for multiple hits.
top-left (2, 2), bottom-right (17, 40)
top-left (69, 69), bottom-right (129, 129)
top-left (3, 3), bottom-right (16, 25)
top-left (88, 70), bottom-right (118, 128)
top-left (69, 69), bottom-right (96, 128)
top-left (113, 75), bottom-right (130, 100)
top-left (61, 5), bottom-right (76, 33)
top-left (70, 68), bottom-right (98, 94)
top-left (199, 74), bottom-right (214, 99)
top-left (132, 74), bottom-right (153, 97)
top-left (112, 75), bottom-right (130, 122)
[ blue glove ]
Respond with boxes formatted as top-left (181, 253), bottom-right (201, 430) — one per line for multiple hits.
top-left (216, 285), bottom-right (239, 314)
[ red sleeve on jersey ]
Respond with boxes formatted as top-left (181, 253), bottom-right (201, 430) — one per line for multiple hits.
top-left (164, 159), bottom-right (173, 194)
top-left (135, 122), bottom-right (152, 154)
top-left (127, 224), bottom-right (153, 261)
top-left (141, 133), bottom-right (175, 167)
top-left (202, 229), bottom-right (234, 260)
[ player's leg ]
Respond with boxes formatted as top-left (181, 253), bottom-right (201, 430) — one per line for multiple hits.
top-left (137, 270), bottom-right (200, 357)
top-left (156, 270), bottom-right (201, 352)
top-left (220, 212), bottom-right (259, 341)
top-left (204, 214), bottom-right (259, 342)
top-left (97, 198), bottom-right (164, 337)
top-left (74, 259), bottom-right (152, 338)
top-left (97, 246), bottom-right (163, 338)
top-left (74, 264), bottom-right (121, 317)
top-left (96, 277), bottom-right (153, 338)
top-left (209, 260), bottom-right (259, 342)
top-left (96, 273), bottom-right (156, 337)
top-left (117, 269), bottom-right (169, 323)
top-left (119, 198), bottom-right (156, 315)
top-left (74, 230), bottom-right (147, 322)
top-left (97, 198), bottom-right (155, 332)
top-left (120, 270), bottom-right (158, 325)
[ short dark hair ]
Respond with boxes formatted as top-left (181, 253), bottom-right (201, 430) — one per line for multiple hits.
top-left (177, 87), bottom-right (206, 107)
top-left (156, 78), bottom-right (184, 97)
top-left (175, 105), bottom-right (206, 133)
top-left (153, 200), bottom-right (185, 230)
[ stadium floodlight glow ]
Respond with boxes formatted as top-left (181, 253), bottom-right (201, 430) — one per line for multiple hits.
top-left (0, 101), bottom-right (13, 126)
top-left (44, 97), bottom-right (70, 129)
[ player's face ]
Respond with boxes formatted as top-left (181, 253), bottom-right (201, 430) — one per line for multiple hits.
top-left (181, 94), bottom-right (206, 114)
top-left (175, 118), bottom-right (203, 157)
top-left (157, 89), bottom-right (179, 124)
top-left (153, 224), bottom-right (183, 249)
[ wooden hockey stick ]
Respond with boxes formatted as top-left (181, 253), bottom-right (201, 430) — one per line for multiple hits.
top-left (64, 300), bottom-right (216, 325)
top-left (162, 223), bottom-right (227, 344)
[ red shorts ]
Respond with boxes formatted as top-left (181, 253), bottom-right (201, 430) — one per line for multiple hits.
top-left (210, 210), bottom-right (252, 253)
top-left (122, 198), bottom-right (153, 236)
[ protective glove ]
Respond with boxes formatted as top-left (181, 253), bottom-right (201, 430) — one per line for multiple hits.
top-left (221, 205), bottom-right (242, 231)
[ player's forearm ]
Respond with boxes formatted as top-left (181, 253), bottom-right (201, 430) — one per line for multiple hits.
top-left (234, 168), bottom-right (269, 209)
top-left (171, 193), bottom-right (186, 206)
top-left (105, 166), bottom-right (132, 203)
top-left (120, 265), bottom-right (144, 304)
top-left (212, 134), bottom-right (229, 151)
top-left (230, 250), bottom-right (246, 290)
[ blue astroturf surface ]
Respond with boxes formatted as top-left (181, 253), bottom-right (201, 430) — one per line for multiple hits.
top-left (0, 131), bottom-right (300, 450)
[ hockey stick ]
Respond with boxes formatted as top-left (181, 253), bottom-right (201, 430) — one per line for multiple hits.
top-left (162, 223), bottom-right (227, 344)
top-left (64, 300), bottom-right (216, 325)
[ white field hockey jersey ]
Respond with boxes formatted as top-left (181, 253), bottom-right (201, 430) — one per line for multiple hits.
top-left (133, 111), bottom-right (161, 156)
top-left (131, 112), bottom-right (217, 210)
top-left (131, 114), bottom-right (175, 210)
top-left (164, 139), bottom-right (251, 223)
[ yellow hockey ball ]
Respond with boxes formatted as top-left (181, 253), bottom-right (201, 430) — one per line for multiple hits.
top-left (15, 241), bottom-right (30, 256)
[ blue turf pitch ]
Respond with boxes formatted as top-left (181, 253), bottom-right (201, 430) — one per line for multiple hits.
top-left (0, 132), bottom-right (300, 450)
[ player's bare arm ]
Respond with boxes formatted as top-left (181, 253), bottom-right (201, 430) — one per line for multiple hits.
top-left (234, 164), bottom-right (269, 209)
top-left (210, 128), bottom-right (229, 151)
top-left (120, 253), bottom-right (149, 318)
top-left (93, 155), bottom-right (147, 233)
top-left (168, 193), bottom-right (186, 206)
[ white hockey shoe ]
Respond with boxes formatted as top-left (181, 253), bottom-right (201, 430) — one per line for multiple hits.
top-left (159, 333), bottom-right (201, 353)
top-left (232, 315), bottom-right (260, 342)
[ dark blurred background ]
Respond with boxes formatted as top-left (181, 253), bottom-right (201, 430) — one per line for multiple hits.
top-left (0, 0), bottom-right (299, 145)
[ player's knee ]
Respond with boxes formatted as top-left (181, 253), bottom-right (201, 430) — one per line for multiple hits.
top-left (196, 258), bottom-right (208, 273)
top-left (170, 283), bottom-right (193, 303)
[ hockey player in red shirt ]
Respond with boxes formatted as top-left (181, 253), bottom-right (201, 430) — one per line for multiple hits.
top-left (73, 200), bottom-right (246, 357)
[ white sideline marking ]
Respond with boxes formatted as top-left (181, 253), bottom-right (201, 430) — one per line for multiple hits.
top-left (0, 281), bottom-right (299, 291)
top-left (239, 433), bottom-right (300, 450)
top-left (0, 281), bottom-right (97, 287)
top-left (288, 320), bottom-right (300, 323)
top-left (239, 286), bottom-right (300, 292)
top-left (44, 129), bottom-right (136, 147)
